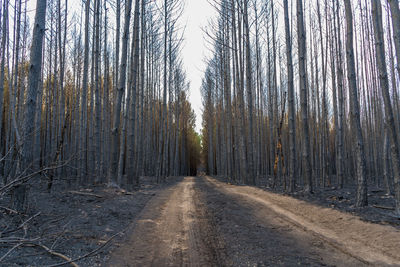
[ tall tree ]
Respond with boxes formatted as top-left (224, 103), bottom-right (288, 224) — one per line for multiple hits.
top-left (17, 0), bottom-right (47, 210)
top-left (388, 0), bottom-right (400, 79)
top-left (344, 0), bottom-right (368, 207)
top-left (79, 0), bottom-right (90, 181)
top-left (243, 0), bottom-right (255, 184)
top-left (0, 0), bottom-right (8, 159)
top-left (297, 0), bottom-right (313, 193)
top-left (283, 0), bottom-right (296, 193)
top-left (372, 0), bottom-right (400, 214)
top-left (109, 0), bottom-right (133, 184)
top-left (126, 0), bottom-right (141, 182)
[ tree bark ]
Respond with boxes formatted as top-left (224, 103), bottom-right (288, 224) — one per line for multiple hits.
top-left (344, 0), bottom-right (368, 207)
top-left (297, 0), bottom-right (313, 193)
top-left (18, 0), bottom-right (47, 210)
top-left (284, 0), bottom-right (296, 193)
top-left (109, 0), bottom-right (133, 185)
top-left (388, 0), bottom-right (400, 79)
top-left (372, 0), bottom-right (400, 214)
top-left (79, 0), bottom-right (90, 182)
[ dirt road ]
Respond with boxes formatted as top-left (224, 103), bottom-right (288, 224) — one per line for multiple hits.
top-left (107, 176), bottom-right (400, 266)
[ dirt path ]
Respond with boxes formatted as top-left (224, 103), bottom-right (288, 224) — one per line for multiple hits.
top-left (203, 176), bottom-right (400, 266)
top-left (106, 177), bottom-right (226, 266)
top-left (107, 176), bottom-right (400, 266)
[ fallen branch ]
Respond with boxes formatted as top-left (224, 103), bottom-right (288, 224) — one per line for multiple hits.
top-left (0, 158), bottom-right (73, 195)
top-left (371, 190), bottom-right (384, 193)
top-left (46, 229), bottom-right (125, 267)
top-left (0, 146), bottom-right (15, 164)
top-left (372, 205), bottom-right (395, 211)
top-left (68, 191), bottom-right (103, 198)
top-left (2, 212), bottom-right (41, 235)
top-left (0, 237), bottom-right (40, 243)
top-left (35, 243), bottom-right (79, 267)
top-left (0, 206), bottom-right (18, 214)
top-left (0, 243), bottom-right (22, 262)
top-left (19, 212), bottom-right (41, 229)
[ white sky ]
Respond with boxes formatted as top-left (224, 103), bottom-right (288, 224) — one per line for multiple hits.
top-left (181, 0), bottom-right (216, 133)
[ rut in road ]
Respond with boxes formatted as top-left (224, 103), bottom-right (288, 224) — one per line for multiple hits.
top-left (107, 177), bottom-right (227, 266)
top-left (201, 176), bottom-right (400, 266)
top-left (107, 176), bottom-right (400, 266)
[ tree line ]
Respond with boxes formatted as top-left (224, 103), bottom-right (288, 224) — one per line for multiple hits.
top-left (0, 0), bottom-right (201, 210)
top-left (201, 0), bottom-right (400, 214)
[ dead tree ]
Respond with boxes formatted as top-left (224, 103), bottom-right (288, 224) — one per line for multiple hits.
top-left (109, 0), bottom-right (133, 185)
top-left (283, 0), bottom-right (296, 192)
top-left (372, 0), bottom-right (400, 214)
top-left (16, 0), bottom-right (47, 210)
top-left (297, 0), bottom-right (313, 193)
top-left (344, 0), bottom-right (368, 207)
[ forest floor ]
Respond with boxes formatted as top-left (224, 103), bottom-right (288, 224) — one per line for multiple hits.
top-left (1, 176), bottom-right (400, 266)
top-left (0, 176), bottom-right (181, 266)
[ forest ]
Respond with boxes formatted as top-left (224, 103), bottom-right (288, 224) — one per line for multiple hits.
top-left (201, 0), bottom-right (400, 212)
top-left (0, 0), bottom-right (202, 208)
top-left (0, 0), bottom-right (400, 265)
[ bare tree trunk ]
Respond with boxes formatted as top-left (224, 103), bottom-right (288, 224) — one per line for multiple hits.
top-left (33, 55), bottom-right (44, 170)
top-left (0, 0), bottom-right (7, 138)
top-left (0, 0), bottom-right (8, 181)
top-left (344, 0), bottom-right (368, 207)
top-left (388, 0), bottom-right (400, 79)
top-left (334, 0), bottom-right (345, 189)
top-left (102, 1), bottom-right (110, 178)
top-left (94, 0), bottom-right (101, 181)
top-left (117, 95), bottom-right (128, 185)
top-left (284, 0), bottom-right (296, 193)
top-left (224, 9), bottom-right (233, 180)
top-left (17, 0), bottom-right (47, 210)
top-left (383, 129), bottom-right (392, 195)
top-left (135, 0), bottom-right (146, 182)
top-left (231, 0), bottom-right (247, 184)
top-left (297, 0), bottom-right (313, 193)
top-left (79, 0), bottom-right (90, 182)
top-left (57, 0), bottom-right (67, 177)
top-left (316, 0), bottom-right (328, 188)
top-left (243, 0), bottom-right (254, 185)
top-left (126, 0), bottom-right (141, 183)
top-left (372, 0), bottom-right (400, 214)
top-left (115, 0), bottom-right (120, 100)
top-left (109, 0), bottom-right (132, 185)
top-left (328, 2), bottom-right (339, 188)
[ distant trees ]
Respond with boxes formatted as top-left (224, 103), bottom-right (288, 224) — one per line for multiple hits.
top-left (201, 0), bottom-right (400, 209)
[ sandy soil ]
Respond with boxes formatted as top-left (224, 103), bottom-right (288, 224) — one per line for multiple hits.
top-left (107, 177), bottom-right (228, 266)
top-left (107, 176), bottom-right (400, 266)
